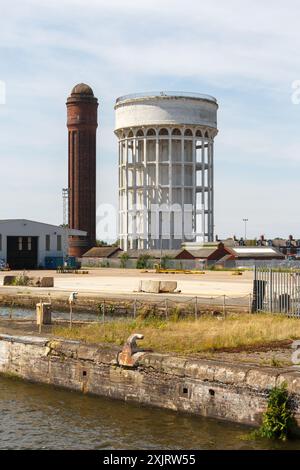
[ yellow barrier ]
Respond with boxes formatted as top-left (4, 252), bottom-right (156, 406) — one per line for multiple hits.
top-left (155, 269), bottom-right (206, 275)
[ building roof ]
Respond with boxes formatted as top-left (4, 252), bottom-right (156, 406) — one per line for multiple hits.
top-left (82, 246), bottom-right (121, 258)
top-left (116, 249), bottom-right (185, 259)
top-left (71, 83), bottom-right (94, 96)
top-left (226, 246), bottom-right (284, 259)
top-left (115, 91), bottom-right (217, 105)
top-left (0, 219), bottom-right (86, 236)
top-left (215, 254), bottom-right (233, 264)
top-left (185, 248), bottom-right (218, 259)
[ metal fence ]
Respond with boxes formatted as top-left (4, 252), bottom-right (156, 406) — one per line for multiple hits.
top-left (253, 267), bottom-right (300, 316)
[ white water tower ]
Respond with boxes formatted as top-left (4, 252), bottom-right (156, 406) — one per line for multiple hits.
top-left (114, 92), bottom-right (218, 251)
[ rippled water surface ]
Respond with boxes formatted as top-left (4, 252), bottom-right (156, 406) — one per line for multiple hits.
top-left (1, 376), bottom-right (300, 450)
top-left (0, 305), bottom-right (100, 321)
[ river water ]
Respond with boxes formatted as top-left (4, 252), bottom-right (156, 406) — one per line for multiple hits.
top-left (1, 376), bottom-right (300, 450)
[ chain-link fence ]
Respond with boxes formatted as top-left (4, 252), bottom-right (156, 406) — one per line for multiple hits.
top-left (0, 293), bottom-right (253, 327)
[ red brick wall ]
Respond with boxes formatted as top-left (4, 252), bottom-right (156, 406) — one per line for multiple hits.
top-left (67, 93), bottom-right (98, 257)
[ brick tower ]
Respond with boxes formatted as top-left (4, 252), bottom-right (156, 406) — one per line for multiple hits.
top-left (66, 83), bottom-right (98, 257)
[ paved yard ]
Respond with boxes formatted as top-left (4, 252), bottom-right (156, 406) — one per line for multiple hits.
top-left (0, 268), bottom-right (253, 298)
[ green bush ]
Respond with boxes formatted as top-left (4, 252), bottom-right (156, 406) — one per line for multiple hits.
top-left (120, 253), bottom-right (129, 268)
top-left (12, 272), bottom-right (30, 286)
top-left (161, 255), bottom-right (171, 270)
top-left (255, 383), bottom-right (295, 441)
top-left (136, 254), bottom-right (152, 269)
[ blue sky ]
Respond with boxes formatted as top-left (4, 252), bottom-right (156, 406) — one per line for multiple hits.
top-left (1, 0), bottom-right (300, 241)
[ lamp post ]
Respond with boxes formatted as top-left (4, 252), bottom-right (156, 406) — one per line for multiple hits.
top-left (243, 218), bottom-right (248, 241)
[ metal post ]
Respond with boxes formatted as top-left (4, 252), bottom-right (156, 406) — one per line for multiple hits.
top-left (69, 303), bottom-right (73, 329)
top-left (102, 300), bottom-right (106, 323)
top-left (223, 295), bottom-right (226, 318)
top-left (9, 301), bottom-right (13, 320)
top-left (165, 299), bottom-right (168, 320)
top-left (194, 296), bottom-right (198, 320)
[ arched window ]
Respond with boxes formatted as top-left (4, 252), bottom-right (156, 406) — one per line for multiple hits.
top-left (128, 130), bottom-right (134, 138)
top-left (196, 130), bottom-right (202, 138)
top-left (204, 131), bottom-right (209, 138)
top-left (147, 128), bottom-right (156, 136)
top-left (136, 129), bottom-right (144, 137)
top-left (172, 128), bottom-right (181, 136)
top-left (184, 129), bottom-right (193, 136)
top-left (159, 128), bottom-right (169, 136)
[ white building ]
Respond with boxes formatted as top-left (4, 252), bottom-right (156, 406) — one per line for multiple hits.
top-left (0, 219), bottom-right (86, 269)
top-left (114, 91), bottom-right (218, 251)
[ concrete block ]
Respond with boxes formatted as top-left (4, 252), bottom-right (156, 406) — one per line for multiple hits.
top-left (138, 280), bottom-right (177, 293)
top-left (139, 280), bottom-right (160, 294)
top-left (159, 281), bottom-right (177, 293)
top-left (40, 277), bottom-right (54, 288)
top-left (3, 276), bottom-right (16, 286)
top-left (30, 277), bottom-right (41, 287)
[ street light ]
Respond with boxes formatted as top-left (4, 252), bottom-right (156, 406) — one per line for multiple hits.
top-left (243, 218), bottom-right (248, 241)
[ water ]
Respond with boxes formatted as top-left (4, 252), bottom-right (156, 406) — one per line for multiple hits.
top-left (0, 376), bottom-right (300, 450)
top-left (0, 306), bottom-right (102, 322)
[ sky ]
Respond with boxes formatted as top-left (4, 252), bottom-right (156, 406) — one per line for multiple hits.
top-left (1, 0), bottom-right (300, 242)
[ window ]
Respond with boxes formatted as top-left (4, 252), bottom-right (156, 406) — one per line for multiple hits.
top-left (159, 128), bottom-right (168, 136)
top-left (172, 128), bottom-right (181, 136)
top-left (46, 235), bottom-right (50, 251)
top-left (28, 237), bottom-right (32, 251)
top-left (57, 235), bottom-right (62, 251)
top-left (18, 237), bottom-right (22, 251)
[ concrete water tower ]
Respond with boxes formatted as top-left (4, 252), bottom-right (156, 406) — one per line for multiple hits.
top-left (66, 83), bottom-right (98, 257)
top-left (114, 92), bottom-right (218, 251)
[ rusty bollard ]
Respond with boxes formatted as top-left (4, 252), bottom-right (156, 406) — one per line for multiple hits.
top-left (117, 333), bottom-right (145, 367)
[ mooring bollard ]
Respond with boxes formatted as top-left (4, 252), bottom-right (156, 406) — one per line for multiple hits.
top-left (68, 292), bottom-right (78, 329)
top-left (36, 302), bottom-right (52, 334)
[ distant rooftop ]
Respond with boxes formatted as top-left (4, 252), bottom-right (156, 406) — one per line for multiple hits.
top-left (116, 91), bottom-right (217, 104)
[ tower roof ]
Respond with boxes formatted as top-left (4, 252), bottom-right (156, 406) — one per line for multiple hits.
top-left (71, 83), bottom-right (94, 96)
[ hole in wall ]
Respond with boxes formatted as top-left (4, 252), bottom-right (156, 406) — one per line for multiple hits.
top-left (209, 389), bottom-right (215, 397)
top-left (183, 387), bottom-right (189, 395)
top-left (82, 370), bottom-right (87, 377)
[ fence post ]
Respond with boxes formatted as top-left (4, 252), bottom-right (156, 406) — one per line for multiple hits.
top-left (165, 299), bottom-right (168, 320)
top-left (194, 297), bottom-right (198, 320)
top-left (223, 295), bottom-right (226, 318)
top-left (133, 298), bottom-right (137, 318)
top-left (69, 302), bottom-right (73, 329)
top-left (102, 300), bottom-right (106, 324)
top-left (9, 301), bottom-right (13, 320)
top-left (249, 293), bottom-right (252, 314)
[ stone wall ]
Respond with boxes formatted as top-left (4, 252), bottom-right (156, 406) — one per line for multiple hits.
top-left (1, 333), bottom-right (300, 428)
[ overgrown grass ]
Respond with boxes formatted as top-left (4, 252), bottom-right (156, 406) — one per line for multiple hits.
top-left (53, 313), bottom-right (300, 354)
